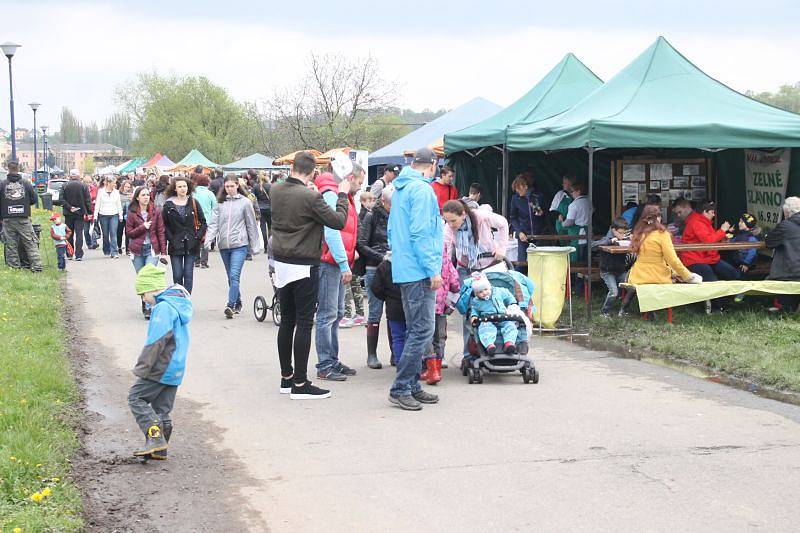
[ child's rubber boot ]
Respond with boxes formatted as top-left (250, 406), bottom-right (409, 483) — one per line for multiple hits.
top-left (386, 323), bottom-right (396, 366)
top-left (151, 421), bottom-right (172, 460)
top-left (426, 359), bottom-right (441, 385)
top-left (486, 344), bottom-right (497, 355)
top-left (133, 423), bottom-right (168, 457)
top-left (503, 341), bottom-right (517, 355)
top-left (420, 358), bottom-right (431, 381)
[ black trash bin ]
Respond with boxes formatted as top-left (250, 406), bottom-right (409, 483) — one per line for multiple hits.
top-left (40, 192), bottom-right (53, 211)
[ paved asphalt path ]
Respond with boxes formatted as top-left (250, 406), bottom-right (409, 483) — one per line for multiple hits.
top-left (69, 248), bottom-right (800, 532)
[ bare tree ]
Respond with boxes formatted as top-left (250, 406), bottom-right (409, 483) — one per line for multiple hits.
top-left (268, 53), bottom-right (399, 151)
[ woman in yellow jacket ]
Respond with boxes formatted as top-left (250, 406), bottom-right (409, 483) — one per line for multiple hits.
top-left (622, 205), bottom-right (702, 314)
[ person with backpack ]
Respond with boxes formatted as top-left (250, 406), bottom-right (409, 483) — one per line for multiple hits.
top-left (0, 161), bottom-right (42, 271)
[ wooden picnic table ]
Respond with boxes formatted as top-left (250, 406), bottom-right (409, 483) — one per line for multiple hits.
top-left (598, 241), bottom-right (765, 254)
top-left (528, 234), bottom-right (606, 242)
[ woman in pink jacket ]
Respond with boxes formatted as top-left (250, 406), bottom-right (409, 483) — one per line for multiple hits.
top-left (421, 243), bottom-right (461, 385)
top-left (442, 199), bottom-right (510, 359)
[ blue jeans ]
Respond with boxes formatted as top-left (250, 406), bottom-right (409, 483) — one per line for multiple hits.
top-left (600, 271), bottom-right (627, 314)
top-left (132, 243), bottom-right (158, 273)
top-left (98, 215), bottom-right (119, 256)
top-left (170, 254), bottom-right (196, 293)
top-left (364, 267), bottom-right (384, 324)
top-left (56, 245), bottom-right (66, 269)
top-left (220, 245), bottom-right (248, 308)
top-left (315, 262), bottom-right (346, 371)
top-left (391, 279), bottom-right (436, 397)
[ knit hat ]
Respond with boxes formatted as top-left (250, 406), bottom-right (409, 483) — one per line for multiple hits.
top-left (471, 272), bottom-right (491, 293)
top-left (135, 264), bottom-right (167, 295)
top-left (740, 212), bottom-right (757, 230)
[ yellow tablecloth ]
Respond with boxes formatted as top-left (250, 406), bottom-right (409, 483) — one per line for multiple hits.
top-left (625, 280), bottom-right (800, 312)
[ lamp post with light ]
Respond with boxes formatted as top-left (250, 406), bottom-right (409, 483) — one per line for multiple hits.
top-left (29, 102), bottom-right (40, 177)
top-left (1, 42), bottom-right (20, 162)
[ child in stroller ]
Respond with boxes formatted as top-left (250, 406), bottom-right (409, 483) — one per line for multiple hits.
top-left (468, 272), bottom-right (521, 355)
top-left (456, 270), bottom-right (539, 384)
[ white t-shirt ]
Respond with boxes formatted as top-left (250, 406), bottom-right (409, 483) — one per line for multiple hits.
top-left (549, 189), bottom-right (570, 212)
top-left (566, 195), bottom-right (591, 241)
top-left (274, 260), bottom-right (311, 288)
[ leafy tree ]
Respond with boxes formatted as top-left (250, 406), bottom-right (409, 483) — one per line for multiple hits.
top-left (84, 122), bottom-right (100, 144)
top-left (746, 82), bottom-right (800, 113)
top-left (59, 107), bottom-right (82, 143)
top-left (117, 73), bottom-right (260, 162)
top-left (83, 155), bottom-right (95, 175)
top-left (101, 112), bottom-right (132, 149)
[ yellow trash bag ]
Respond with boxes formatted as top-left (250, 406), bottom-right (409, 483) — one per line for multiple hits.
top-left (527, 246), bottom-right (574, 328)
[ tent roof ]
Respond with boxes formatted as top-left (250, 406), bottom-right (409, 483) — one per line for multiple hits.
top-left (154, 155), bottom-right (175, 168)
top-left (317, 147), bottom-right (353, 165)
top-left (169, 149), bottom-right (218, 170)
top-left (118, 157), bottom-right (147, 174)
top-left (445, 54), bottom-right (602, 154)
top-left (142, 153), bottom-right (163, 168)
top-left (506, 36), bottom-right (800, 151)
top-left (222, 153), bottom-right (278, 170)
top-left (273, 149), bottom-right (322, 166)
top-left (370, 97), bottom-right (502, 166)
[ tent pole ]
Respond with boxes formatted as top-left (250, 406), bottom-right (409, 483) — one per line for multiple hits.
top-left (501, 144), bottom-right (509, 217)
top-left (586, 146), bottom-right (594, 323)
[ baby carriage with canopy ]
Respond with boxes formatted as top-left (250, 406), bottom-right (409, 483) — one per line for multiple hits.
top-left (455, 270), bottom-right (539, 384)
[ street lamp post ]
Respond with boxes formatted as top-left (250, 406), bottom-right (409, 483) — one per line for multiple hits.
top-left (41, 125), bottom-right (48, 176)
top-left (29, 102), bottom-right (40, 177)
top-left (1, 42), bottom-right (20, 162)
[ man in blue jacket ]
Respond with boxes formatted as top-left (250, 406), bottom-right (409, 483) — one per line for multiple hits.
top-left (387, 148), bottom-right (443, 411)
top-left (128, 264), bottom-right (193, 459)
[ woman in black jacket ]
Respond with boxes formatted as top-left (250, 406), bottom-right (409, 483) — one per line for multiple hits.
top-left (250, 170), bottom-right (271, 247)
top-left (161, 177), bottom-right (206, 293)
top-left (356, 189), bottom-right (392, 368)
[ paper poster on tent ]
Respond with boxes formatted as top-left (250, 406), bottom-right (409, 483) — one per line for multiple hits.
top-left (745, 148), bottom-right (791, 230)
top-left (622, 183), bottom-right (638, 204)
top-left (622, 164), bottom-right (645, 181)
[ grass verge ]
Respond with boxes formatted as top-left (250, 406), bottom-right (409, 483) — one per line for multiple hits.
top-left (0, 208), bottom-right (83, 531)
top-left (573, 290), bottom-right (800, 393)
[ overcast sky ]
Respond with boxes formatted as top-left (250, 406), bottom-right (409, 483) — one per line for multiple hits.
top-left (3, 0), bottom-right (799, 134)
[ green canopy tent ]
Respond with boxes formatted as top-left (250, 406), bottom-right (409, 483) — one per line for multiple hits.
top-left (167, 149), bottom-right (219, 172)
top-left (118, 157), bottom-right (147, 174)
top-left (503, 36), bottom-right (800, 316)
top-left (444, 53), bottom-right (602, 213)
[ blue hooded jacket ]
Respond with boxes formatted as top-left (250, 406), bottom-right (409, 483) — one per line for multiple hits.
top-left (133, 285), bottom-right (193, 386)
top-left (388, 166), bottom-right (443, 283)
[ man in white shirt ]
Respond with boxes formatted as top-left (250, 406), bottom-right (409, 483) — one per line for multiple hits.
top-left (562, 181), bottom-right (591, 258)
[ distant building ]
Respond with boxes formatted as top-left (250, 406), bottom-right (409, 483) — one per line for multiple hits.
top-left (14, 128), bottom-right (30, 141)
top-left (0, 141), bottom-right (125, 174)
top-left (0, 128), bottom-right (8, 140)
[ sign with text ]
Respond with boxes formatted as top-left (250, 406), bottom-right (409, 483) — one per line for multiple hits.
top-left (745, 148), bottom-right (791, 230)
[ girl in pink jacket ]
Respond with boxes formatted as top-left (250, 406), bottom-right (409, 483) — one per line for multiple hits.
top-left (421, 243), bottom-right (462, 385)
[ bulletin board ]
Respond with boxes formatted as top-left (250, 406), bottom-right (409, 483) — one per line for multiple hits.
top-left (610, 158), bottom-right (713, 221)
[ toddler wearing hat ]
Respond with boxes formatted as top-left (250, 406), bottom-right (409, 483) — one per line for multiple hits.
top-left (128, 264), bottom-right (193, 460)
top-left (725, 212), bottom-right (761, 274)
top-left (467, 272), bottom-right (521, 355)
top-left (49, 212), bottom-right (72, 270)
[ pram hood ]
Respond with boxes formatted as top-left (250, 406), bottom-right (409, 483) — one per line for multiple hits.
top-left (456, 270), bottom-right (536, 317)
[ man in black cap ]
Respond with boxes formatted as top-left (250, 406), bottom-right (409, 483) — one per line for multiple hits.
top-left (370, 164), bottom-right (400, 203)
top-left (0, 161), bottom-right (43, 271)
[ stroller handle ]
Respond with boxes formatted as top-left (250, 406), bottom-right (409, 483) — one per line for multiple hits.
top-left (474, 313), bottom-right (527, 325)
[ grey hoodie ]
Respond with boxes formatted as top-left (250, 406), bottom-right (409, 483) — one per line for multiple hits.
top-left (204, 194), bottom-right (262, 254)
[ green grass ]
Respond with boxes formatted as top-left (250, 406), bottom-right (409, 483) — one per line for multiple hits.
top-left (574, 290), bottom-right (800, 393)
top-left (0, 208), bottom-right (83, 531)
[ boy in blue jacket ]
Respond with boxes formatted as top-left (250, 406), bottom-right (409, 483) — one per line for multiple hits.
top-left (128, 264), bottom-right (193, 460)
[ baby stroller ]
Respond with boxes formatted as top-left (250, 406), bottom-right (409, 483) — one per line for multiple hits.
top-left (455, 270), bottom-right (539, 384)
top-left (253, 266), bottom-right (281, 326)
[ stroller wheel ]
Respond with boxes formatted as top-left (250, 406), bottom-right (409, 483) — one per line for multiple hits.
top-left (468, 368), bottom-right (483, 384)
top-left (522, 368), bottom-right (532, 384)
top-left (460, 358), bottom-right (469, 376)
top-left (254, 296), bottom-right (268, 322)
top-left (271, 297), bottom-right (281, 326)
top-left (532, 368), bottom-right (540, 384)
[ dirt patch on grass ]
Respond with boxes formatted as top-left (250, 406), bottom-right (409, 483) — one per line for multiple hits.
top-left (64, 293), bottom-right (268, 532)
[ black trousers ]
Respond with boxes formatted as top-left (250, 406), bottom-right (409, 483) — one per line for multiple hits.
top-left (64, 214), bottom-right (84, 258)
top-left (277, 266), bottom-right (319, 384)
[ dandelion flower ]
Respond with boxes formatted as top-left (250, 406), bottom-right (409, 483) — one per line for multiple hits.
top-left (35, 464), bottom-right (42, 468)
top-left (14, 527), bottom-right (23, 533)
top-left (30, 492), bottom-right (43, 503)
top-left (9, 456), bottom-right (16, 461)
top-left (41, 487), bottom-right (52, 497)
top-left (19, 399), bottom-right (27, 405)
top-left (52, 477), bottom-right (60, 482)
